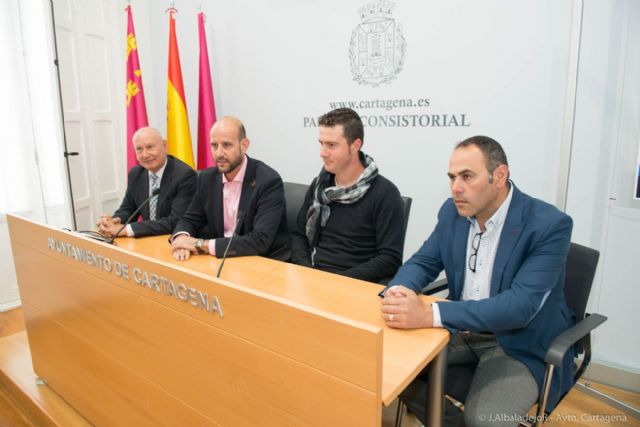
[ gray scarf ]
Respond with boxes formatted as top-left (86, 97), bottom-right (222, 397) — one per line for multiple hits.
top-left (305, 152), bottom-right (378, 246)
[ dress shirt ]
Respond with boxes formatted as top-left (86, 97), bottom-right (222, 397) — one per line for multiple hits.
top-left (432, 183), bottom-right (514, 327)
top-left (207, 155), bottom-right (248, 256)
top-left (126, 159), bottom-right (168, 237)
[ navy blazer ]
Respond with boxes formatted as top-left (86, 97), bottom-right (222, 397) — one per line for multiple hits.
top-left (174, 156), bottom-right (288, 259)
top-left (114, 155), bottom-right (197, 237)
top-left (389, 184), bottom-right (574, 410)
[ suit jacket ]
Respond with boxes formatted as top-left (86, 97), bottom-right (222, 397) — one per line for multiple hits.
top-left (389, 184), bottom-right (574, 410)
top-left (114, 155), bottom-right (197, 237)
top-left (174, 156), bottom-right (288, 259)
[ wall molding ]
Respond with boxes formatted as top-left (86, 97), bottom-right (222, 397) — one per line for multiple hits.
top-left (0, 300), bottom-right (21, 313)
top-left (585, 362), bottom-right (640, 394)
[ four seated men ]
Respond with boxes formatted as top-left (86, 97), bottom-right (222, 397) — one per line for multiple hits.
top-left (98, 120), bottom-right (575, 426)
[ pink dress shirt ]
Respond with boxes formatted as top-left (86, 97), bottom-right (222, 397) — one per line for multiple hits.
top-left (207, 155), bottom-right (248, 255)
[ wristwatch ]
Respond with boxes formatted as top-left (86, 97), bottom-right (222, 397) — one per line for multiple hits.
top-left (194, 239), bottom-right (205, 253)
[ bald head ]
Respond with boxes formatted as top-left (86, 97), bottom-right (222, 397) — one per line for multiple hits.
top-left (209, 116), bottom-right (249, 178)
top-left (133, 127), bottom-right (163, 143)
top-left (132, 127), bottom-right (167, 173)
top-left (210, 116), bottom-right (246, 141)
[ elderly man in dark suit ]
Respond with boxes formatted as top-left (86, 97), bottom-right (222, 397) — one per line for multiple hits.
top-left (96, 127), bottom-right (196, 238)
top-left (171, 116), bottom-right (288, 260)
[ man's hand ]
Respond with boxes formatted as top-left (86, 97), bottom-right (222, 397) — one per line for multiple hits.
top-left (380, 285), bottom-right (434, 329)
top-left (171, 234), bottom-right (199, 261)
top-left (96, 214), bottom-right (123, 238)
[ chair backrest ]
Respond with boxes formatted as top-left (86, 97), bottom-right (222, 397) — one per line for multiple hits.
top-left (283, 182), bottom-right (309, 235)
top-left (400, 196), bottom-right (412, 242)
top-left (378, 195), bottom-right (412, 285)
top-left (564, 242), bottom-right (600, 322)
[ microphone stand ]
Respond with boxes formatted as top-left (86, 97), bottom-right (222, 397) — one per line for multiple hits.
top-left (107, 188), bottom-right (160, 244)
top-left (216, 211), bottom-right (244, 278)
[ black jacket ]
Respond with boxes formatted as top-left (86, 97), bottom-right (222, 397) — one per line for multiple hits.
top-left (114, 155), bottom-right (197, 237)
top-left (174, 156), bottom-right (288, 259)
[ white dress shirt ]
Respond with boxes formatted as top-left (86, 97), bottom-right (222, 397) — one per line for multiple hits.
top-left (432, 183), bottom-right (514, 327)
top-left (126, 159), bottom-right (168, 237)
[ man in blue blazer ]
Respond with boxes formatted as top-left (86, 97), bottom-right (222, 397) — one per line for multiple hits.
top-left (171, 116), bottom-right (288, 260)
top-left (97, 127), bottom-right (196, 238)
top-left (381, 136), bottom-right (574, 426)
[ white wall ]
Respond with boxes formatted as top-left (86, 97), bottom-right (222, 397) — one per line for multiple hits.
top-left (146, 0), bottom-right (574, 256)
top-left (567, 0), bottom-right (640, 375)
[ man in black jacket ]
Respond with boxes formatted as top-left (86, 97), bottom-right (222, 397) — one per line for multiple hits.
top-left (97, 127), bottom-right (196, 238)
top-left (171, 116), bottom-right (288, 260)
top-left (290, 108), bottom-right (405, 282)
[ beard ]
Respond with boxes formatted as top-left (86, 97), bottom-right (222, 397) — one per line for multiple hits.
top-left (217, 154), bottom-right (243, 174)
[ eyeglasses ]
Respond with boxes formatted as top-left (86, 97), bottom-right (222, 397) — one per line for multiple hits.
top-left (468, 232), bottom-right (483, 273)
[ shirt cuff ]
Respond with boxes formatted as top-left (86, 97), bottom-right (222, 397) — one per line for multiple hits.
top-left (208, 239), bottom-right (216, 256)
top-left (432, 302), bottom-right (443, 328)
top-left (170, 231), bottom-right (190, 242)
top-left (125, 224), bottom-right (134, 237)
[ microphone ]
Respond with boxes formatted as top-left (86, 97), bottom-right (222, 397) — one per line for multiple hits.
top-left (108, 187), bottom-right (160, 244)
top-left (216, 211), bottom-right (245, 278)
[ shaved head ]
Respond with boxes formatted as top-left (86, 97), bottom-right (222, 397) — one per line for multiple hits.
top-left (210, 116), bottom-right (246, 141)
top-left (209, 116), bottom-right (250, 179)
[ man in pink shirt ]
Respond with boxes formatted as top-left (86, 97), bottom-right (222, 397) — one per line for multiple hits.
top-left (170, 116), bottom-right (288, 260)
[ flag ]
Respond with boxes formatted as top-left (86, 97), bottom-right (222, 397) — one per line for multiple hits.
top-left (125, 5), bottom-right (148, 171)
top-left (166, 9), bottom-right (194, 168)
top-left (197, 12), bottom-right (217, 170)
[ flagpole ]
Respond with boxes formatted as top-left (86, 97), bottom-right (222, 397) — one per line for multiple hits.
top-left (166, 2), bottom-right (195, 168)
top-left (48, 0), bottom-right (78, 230)
top-left (197, 8), bottom-right (217, 170)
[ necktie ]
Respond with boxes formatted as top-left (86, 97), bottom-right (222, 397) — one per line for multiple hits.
top-left (149, 173), bottom-right (159, 220)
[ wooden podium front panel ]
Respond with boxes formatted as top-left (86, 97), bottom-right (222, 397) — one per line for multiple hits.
top-left (116, 236), bottom-right (450, 406)
top-left (8, 215), bottom-right (382, 426)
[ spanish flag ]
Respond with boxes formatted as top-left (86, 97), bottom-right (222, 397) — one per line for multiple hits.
top-left (166, 9), bottom-right (194, 168)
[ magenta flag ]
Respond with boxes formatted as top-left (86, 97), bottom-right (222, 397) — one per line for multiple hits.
top-left (197, 12), bottom-right (217, 170)
top-left (125, 5), bottom-right (149, 171)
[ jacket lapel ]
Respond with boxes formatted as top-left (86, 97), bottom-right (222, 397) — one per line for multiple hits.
top-left (157, 156), bottom-right (174, 214)
top-left (213, 171), bottom-right (224, 236)
top-left (139, 168), bottom-right (151, 220)
top-left (236, 157), bottom-right (256, 234)
top-left (490, 185), bottom-right (524, 296)
top-left (451, 215), bottom-right (470, 301)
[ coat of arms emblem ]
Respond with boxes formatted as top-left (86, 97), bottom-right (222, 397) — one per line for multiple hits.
top-left (349, 1), bottom-right (406, 87)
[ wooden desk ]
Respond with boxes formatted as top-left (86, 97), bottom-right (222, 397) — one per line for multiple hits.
top-left (8, 215), bottom-right (448, 426)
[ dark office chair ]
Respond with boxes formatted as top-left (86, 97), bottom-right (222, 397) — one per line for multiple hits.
top-left (283, 182), bottom-right (309, 235)
top-left (379, 195), bottom-right (412, 286)
top-left (532, 243), bottom-right (607, 425)
top-left (284, 183), bottom-right (411, 235)
top-left (400, 196), bottom-right (413, 238)
top-left (394, 242), bottom-right (607, 427)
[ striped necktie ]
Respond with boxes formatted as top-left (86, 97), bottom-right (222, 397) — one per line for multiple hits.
top-left (149, 173), bottom-right (159, 220)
